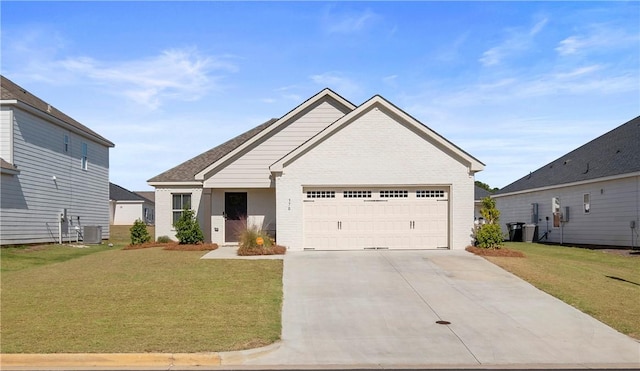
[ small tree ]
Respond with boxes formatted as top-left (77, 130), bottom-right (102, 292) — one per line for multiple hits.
top-left (173, 208), bottom-right (204, 244)
top-left (476, 196), bottom-right (504, 249)
top-left (129, 219), bottom-right (151, 245)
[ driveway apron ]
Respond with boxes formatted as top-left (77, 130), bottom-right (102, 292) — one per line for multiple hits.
top-left (241, 250), bottom-right (640, 367)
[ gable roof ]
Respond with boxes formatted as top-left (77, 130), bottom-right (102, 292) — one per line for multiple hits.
top-left (147, 118), bottom-right (278, 183)
top-left (475, 186), bottom-right (492, 201)
top-left (134, 191), bottom-right (155, 204)
top-left (1, 75), bottom-right (114, 147)
top-left (271, 94), bottom-right (485, 172)
top-left (495, 115), bottom-right (640, 196)
top-left (148, 88), bottom-right (356, 184)
top-left (109, 182), bottom-right (147, 202)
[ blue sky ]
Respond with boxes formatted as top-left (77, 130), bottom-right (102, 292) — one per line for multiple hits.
top-left (2, 1), bottom-right (638, 191)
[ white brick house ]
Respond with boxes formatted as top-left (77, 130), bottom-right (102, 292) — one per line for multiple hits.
top-left (148, 89), bottom-right (484, 250)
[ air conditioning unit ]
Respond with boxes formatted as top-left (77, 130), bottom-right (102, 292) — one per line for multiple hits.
top-left (83, 226), bottom-right (102, 244)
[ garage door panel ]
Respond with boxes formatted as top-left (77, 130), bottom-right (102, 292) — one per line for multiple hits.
top-left (303, 188), bottom-right (449, 250)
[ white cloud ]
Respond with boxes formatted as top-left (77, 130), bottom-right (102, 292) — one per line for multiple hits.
top-left (58, 48), bottom-right (236, 110)
top-left (479, 17), bottom-right (548, 67)
top-left (310, 72), bottom-right (361, 97)
top-left (555, 25), bottom-right (639, 56)
top-left (323, 8), bottom-right (379, 34)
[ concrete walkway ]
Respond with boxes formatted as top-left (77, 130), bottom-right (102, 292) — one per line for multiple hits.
top-left (241, 250), bottom-right (640, 368)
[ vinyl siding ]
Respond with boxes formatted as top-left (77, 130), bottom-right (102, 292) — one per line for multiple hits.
top-left (203, 99), bottom-right (350, 188)
top-left (0, 107), bottom-right (110, 245)
top-left (494, 175), bottom-right (640, 247)
top-left (275, 106), bottom-right (475, 251)
top-left (110, 201), bottom-right (145, 225)
top-left (1, 107), bottom-right (13, 162)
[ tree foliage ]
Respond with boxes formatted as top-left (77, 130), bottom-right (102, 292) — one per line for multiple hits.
top-left (475, 180), bottom-right (499, 193)
top-left (173, 209), bottom-right (204, 245)
top-left (129, 219), bottom-right (151, 245)
top-left (476, 196), bottom-right (504, 248)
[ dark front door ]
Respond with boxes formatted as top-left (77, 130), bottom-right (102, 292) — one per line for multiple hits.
top-left (225, 192), bottom-right (247, 243)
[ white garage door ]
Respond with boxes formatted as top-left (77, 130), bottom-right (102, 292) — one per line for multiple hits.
top-left (303, 187), bottom-right (449, 250)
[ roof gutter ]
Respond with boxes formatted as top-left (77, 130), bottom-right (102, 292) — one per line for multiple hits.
top-left (1, 100), bottom-right (115, 148)
top-left (493, 171), bottom-right (640, 198)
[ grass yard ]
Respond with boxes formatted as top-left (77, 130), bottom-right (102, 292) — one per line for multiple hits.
top-left (484, 242), bottom-right (640, 339)
top-left (108, 224), bottom-right (155, 246)
top-left (1, 245), bottom-right (283, 353)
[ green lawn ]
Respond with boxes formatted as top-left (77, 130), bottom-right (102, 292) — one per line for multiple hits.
top-left (485, 242), bottom-right (640, 339)
top-left (1, 245), bottom-right (283, 353)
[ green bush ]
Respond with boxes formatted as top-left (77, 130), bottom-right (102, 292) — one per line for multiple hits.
top-left (129, 219), bottom-right (151, 245)
top-left (475, 223), bottom-right (504, 249)
top-left (156, 235), bottom-right (172, 243)
top-left (173, 209), bottom-right (204, 245)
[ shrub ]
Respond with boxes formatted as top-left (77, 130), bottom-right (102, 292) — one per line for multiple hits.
top-left (157, 235), bottom-right (172, 243)
top-left (173, 209), bottom-right (204, 245)
top-left (236, 225), bottom-right (285, 256)
top-left (475, 223), bottom-right (504, 249)
top-left (129, 219), bottom-right (151, 245)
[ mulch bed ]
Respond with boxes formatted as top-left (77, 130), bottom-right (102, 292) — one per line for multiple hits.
top-left (466, 246), bottom-right (525, 257)
top-left (124, 242), bottom-right (219, 251)
top-left (237, 245), bottom-right (287, 256)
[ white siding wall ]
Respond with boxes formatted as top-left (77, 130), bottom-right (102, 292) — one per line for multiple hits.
top-left (111, 201), bottom-right (144, 225)
top-left (275, 107), bottom-right (475, 251)
top-left (0, 107), bottom-right (110, 244)
top-left (154, 186), bottom-right (203, 241)
top-left (1, 107), bottom-right (13, 162)
top-left (204, 99), bottom-right (350, 188)
top-left (494, 175), bottom-right (640, 247)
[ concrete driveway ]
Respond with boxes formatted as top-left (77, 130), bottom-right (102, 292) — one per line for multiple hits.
top-left (237, 250), bottom-right (639, 368)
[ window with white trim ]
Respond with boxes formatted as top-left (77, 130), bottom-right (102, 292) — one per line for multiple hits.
top-left (81, 142), bottom-right (88, 170)
top-left (306, 191), bottom-right (335, 198)
top-left (344, 190), bottom-right (371, 198)
top-left (583, 193), bottom-right (590, 214)
top-left (417, 190), bottom-right (445, 198)
top-left (172, 194), bottom-right (192, 225)
top-left (380, 190), bottom-right (408, 198)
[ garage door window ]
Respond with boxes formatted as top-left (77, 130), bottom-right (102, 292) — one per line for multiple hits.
top-left (344, 190), bottom-right (372, 198)
top-left (417, 190), bottom-right (445, 198)
top-left (306, 191), bottom-right (335, 198)
top-left (380, 190), bottom-right (408, 198)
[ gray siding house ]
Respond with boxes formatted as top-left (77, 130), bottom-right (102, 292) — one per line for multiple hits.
top-left (493, 116), bottom-right (640, 247)
top-left (1, 75), bottom-right (115, 245)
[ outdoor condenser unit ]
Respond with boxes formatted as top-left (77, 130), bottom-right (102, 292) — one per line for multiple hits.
top-left (83, 226), bottom-right (102, 244)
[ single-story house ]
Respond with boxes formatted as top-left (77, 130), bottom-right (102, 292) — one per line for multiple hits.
top-left (493, 116), bottom-right (640, 247)
top-left (148, 89), bottom-right (484, 250)
top-left (1, 75), bottom-right (114, 245)
top-left (109, 182), bottom-right (155, 225)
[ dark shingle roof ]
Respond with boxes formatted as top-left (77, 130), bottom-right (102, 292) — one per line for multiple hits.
top-left (134, 191), bottom-right (155, 204)
top-left (110, 182), bottom-right (146, 202)
top-left (147, 118), bottom-right (278, 183)
top-left (495, 116), bottom-right (640, 195)
top-left (474, 186), bottom-right (492, 200)
top-left (1, 75), bottom-right (114, 147)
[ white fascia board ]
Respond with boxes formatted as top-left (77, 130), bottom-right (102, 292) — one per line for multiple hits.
top-left (194, 89), bottom-right (356, 181)
top-left (492, 171), bottom-right (640, 198)
top-left (147, 181), bottom-right (203, 187)
top-left (3, 100), bottom-right (115, 148)
top-left (271, 95), bottom-right (484, 172)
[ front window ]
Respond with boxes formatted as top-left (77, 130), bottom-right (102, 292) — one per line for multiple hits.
top-left (583, 193), bottom-right (590, 214)
top-left (172, 194), bottom-right (191, 225)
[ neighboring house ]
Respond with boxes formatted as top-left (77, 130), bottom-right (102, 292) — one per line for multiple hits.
top-left (0, 75), bottom-right (114, 245)
top-left (493, 116), bottom-right (640, 247)
top-left (474, 185), bottom-right (492, 221)
top-left (109, 183), bottom-right (155, 225)
top-left (148, 89), bottom-right (484, 250)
